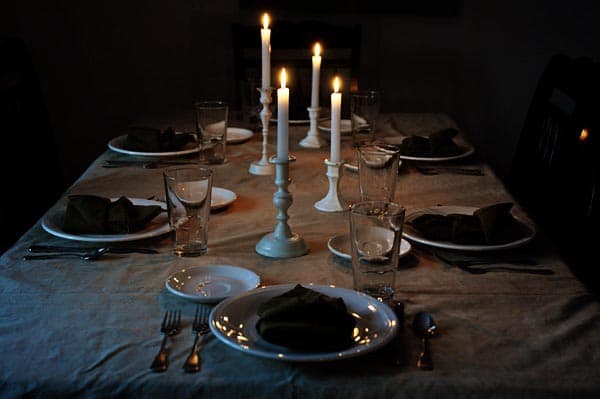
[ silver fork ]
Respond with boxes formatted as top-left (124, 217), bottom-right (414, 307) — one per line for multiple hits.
top-left (183, 305), bottom-right (211, 372)
top-left (150, 310), bottom-right (181, 372)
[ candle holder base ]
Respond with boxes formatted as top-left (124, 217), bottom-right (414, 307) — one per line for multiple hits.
top-left (314, 159), bottom-right (347, 212)
top-left (256, 232), bottom-right (308, 258)
top-left (249, 160), bottom-right (274, 175)
top-left (299, 135), bottom-right (326, 149)
top-left (299, 107), bottom-right (325, 148)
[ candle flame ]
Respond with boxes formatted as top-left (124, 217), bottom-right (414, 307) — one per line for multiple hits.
top-left (333, 76), bottom-right (340, 93)
top-left (580, 128), bottom-right (589, 142)
top-left (262, 13), bottom-right (270, 29)
top-left (314, 42), bottom-right (321, 57)
top-left (280, 68), bottom-right (287, 89)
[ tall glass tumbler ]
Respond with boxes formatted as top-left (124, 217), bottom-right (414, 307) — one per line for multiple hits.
top-left (163, 166), bottom-right (213, 256)
top-left (195, 101), bottom-right (229, 164)
top-left (350, 201), bottom-right (405, 303)
top-left (350, 91), bottom-right (380, 147)
top-left (358, 143), bottom-right (400, 202)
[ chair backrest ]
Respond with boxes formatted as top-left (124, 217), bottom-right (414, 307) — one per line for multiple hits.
top-left (232, 20), bottom-right (361, 122)
top-left (508, 54), bottom-right (600, 284)
top-left (0, 37), bottom-right (65, 253)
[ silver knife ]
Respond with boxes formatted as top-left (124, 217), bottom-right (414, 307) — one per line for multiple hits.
top-left (28, 245), bottom-right (159, 254)
top-left (104, 160), bottom-right (198, 165)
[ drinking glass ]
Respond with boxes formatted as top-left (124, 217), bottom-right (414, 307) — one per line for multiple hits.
top-left (350, 90), bottom-right (380, 147)
top-left (163, 166), bottom-right (213, 256)
top-left (358, 143), bottom-right (400, 202)
top-left (349, 201), bottom-right (405, 303)
top-left (195, 101), bottom-right (229, 164)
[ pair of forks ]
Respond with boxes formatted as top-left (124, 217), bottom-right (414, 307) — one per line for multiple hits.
top-left (150, 306), bottom-right (211, 373)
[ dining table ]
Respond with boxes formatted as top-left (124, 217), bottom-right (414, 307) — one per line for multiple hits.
top-left (1, 112), bottom-right (599, 398)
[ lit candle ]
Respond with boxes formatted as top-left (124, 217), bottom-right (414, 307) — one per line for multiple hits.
top-left (311, 42), bottom-right (321, 108)
top-left (330, 76), bottom-right (342, 163)
top-left (277, 68), bottom-right (289, 161)
top-left (261, 13), bottom-right (271, 89)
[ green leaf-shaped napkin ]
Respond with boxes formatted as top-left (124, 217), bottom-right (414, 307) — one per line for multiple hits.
top-left (410, 202), bottom-right (529, 245)
top-left (256, 284), bottom-right (357, 351)
top-left (63, 195), bottom-right (163, 234)
top-left (399, 128), bottom-right (462, 157)
top-left (124, 126), bottom-right (195, 152)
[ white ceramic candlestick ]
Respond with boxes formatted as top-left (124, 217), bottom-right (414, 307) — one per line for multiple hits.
top-left (314, 159), bottom-right (346, 212)
top-left (256, 157), bottom-right (308, 258)
top-left (299, 106), bottom-right (325, 148)
top-left (249, 87), bottom-right (275, 175)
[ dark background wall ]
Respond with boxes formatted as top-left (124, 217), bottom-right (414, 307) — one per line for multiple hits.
top-left (2, 0), bottom-right (599, 187)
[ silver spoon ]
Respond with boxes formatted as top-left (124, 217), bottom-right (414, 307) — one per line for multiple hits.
top-left (23, 247), bottom-right (110, 261)
top-left (412, 311), bottom-right (437, 370)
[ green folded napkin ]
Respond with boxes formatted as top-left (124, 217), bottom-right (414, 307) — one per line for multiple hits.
top-left (399, 128), bottom-right (462, 157)
top-left (63, 195), bottom-right (163, 234)
top-left (124, 126), bottom-right (196, 152)
top-left (410, 202), bottom-right (530, 245)
top-left (256, 284), bottom-right (357, 351)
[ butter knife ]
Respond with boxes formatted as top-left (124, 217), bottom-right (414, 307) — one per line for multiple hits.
top-left (28, 245), bottom-right (159, 254)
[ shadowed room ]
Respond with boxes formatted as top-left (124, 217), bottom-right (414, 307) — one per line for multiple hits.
top-left (1, 1), bottom-right (600, 397)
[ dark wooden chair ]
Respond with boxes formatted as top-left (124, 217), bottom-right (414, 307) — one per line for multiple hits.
top-left (0, 37), bottom-right (65, 253)
top-left (232, 20), bottom-right (361, 122)
top-left (508, 54), bottom-right (600, 291)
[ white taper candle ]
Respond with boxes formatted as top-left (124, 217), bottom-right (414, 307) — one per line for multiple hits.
top-left (277, 68), bottom-right (289, 161)
top-left (330, 77), bottom-right (341, 163)
top-left (260, 13), bottom-right (271, 89)
top-left (311, 42), bottom-right (321, 108)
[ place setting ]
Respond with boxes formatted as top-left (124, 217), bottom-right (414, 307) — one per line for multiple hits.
top-left (209, 283), bottom-right (399, 362)
top-left (108, 126), bottom-right (199, 158)
top-left (402, 202), bottom-right (553, 275)
top-left (383, 127), bottom-right (475, 162)
top-left (33, 163), bottom-right (237, 260)
top-left (403, 202), bottom-right (536, 252)
top-left (41, 195), bottom-right (171, 244)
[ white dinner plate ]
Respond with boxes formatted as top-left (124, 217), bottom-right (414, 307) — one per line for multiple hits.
top-left (166, 265), bottom-right (260, 303)
top-left (211, 187), bottom-right (237, 210)
top-left (318, 119), bottom-right (352, 135)
top-left (108, 133), bottom-right (199, 157)
top-left (399, 145), bottom-right (475, 162)
top-left (381, 135), bottom-right (475, 162)
top-left (402, 205), bottom-right (536, 251)
top-left (327, 235), bottom-right (412, 261)
top-left (209, 283), bottom-right (399, 362)
top-left (227, 127), bottom-right (253, 144)
top-left (42, 198), bottom-right (170, 243)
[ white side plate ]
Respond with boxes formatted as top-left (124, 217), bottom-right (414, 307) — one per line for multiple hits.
top-left (318, 119), bottom-right (352, 135)
top-left (211, 187), bottom-right (237, 210)
top-left (327, 235), bottom-right (412, 260)
top-left (166, 265), bottom-right (260, 303)
top-left (227, 128), bottom-right (253, 144)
